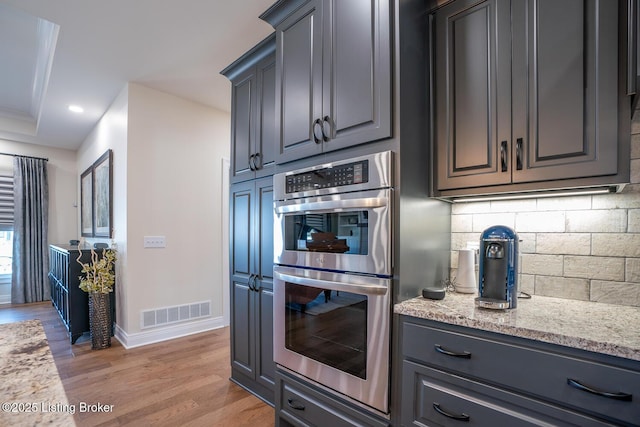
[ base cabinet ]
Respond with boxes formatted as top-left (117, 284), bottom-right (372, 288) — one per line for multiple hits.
top-left (276, 369), bottom-right (390, 427)
top-left (230, 177), bottom-right (275, 404)
top-left (48, 244), bottom-right (115, 344)
top-left (399, 316), bottom-right (640, 427)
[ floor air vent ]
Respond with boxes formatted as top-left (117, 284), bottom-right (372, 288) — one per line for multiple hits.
top-left (141, 301), bottom-right (211, 329)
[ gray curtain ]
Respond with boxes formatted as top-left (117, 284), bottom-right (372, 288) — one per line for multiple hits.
top-left (11, 156), bottom-right (49, 304)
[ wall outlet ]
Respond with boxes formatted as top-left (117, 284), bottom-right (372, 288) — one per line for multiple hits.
top-left (144, 236), bottom-right (166, 248)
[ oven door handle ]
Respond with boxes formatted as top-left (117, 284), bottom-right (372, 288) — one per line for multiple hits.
top-left (274, 270), bottom-right (388, 296)
top-left (275, 197), bottom-right (388, 214)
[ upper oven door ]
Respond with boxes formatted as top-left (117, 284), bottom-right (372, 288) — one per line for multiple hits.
top-left (274, 188), bottom-right (392, 276)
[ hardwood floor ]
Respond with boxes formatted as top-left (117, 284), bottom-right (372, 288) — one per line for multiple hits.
top-left (0, 302), bottom-right (275, 427)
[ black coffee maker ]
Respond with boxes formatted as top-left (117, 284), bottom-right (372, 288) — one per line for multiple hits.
top-left (475, 225), bottom-right (519, 309)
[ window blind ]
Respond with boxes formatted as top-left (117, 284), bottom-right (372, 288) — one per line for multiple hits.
top-left (0, 175), bottom-right (14, 231)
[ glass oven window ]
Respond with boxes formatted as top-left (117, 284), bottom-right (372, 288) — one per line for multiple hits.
top-left (284, 282), bottom-right (367, 379)
top-left (284, 211), bottom-right (369, 255)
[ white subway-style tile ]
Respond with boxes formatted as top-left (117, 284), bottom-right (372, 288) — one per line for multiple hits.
top-left (536, 196), bottom-right (592, 212)
top-left (566, 210), bottom-right (627, 233)
top-left (536, 233), bottom-right (591, 255)
top-left (592, 234), bottom-right (640, 257)
top-left (590, 281), bottom-right (640, 306)
top-left (472, 213), bottom-right (516, 232)
top-left (629, 209), bottom-right (640, 232)
top-left (564, 256), bottom-right (625, 281)
top-left (520, 254), bottom-right (564, 276)
top-left (535, 276), bottom-right (590, 301)
top-left (451, 214), bottom-right (473, 233)
top-left (516, 211), bottom-right (565, 232)
top-left (626, 258), bottom-right (640, 282)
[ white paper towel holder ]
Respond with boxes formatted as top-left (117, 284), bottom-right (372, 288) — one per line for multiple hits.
top-left (455, 249), bottom-right (477, 294)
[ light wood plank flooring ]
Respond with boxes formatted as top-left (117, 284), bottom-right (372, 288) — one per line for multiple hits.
top-left (0, 302), bottom-right (275, 427)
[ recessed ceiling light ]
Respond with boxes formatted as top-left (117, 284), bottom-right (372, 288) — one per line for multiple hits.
top-left (68, 105), bottom-right (84, 113)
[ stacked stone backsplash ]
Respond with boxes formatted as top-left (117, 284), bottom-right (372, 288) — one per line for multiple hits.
top-left (450, 109), bottom-right (640, 307)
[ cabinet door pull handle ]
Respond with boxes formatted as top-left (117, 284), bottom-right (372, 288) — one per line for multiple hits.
top-left (516, 138), bottom-right (523, 170)
top-left (433, 403), bottom-right (470, 421)
top-left (312, 118), bottom-right (323, 144)
top-left (500, 140), bottom-right (508, 172)
top-left (567, 378), bottom-right (632, 401)
top-left (253, 274), bottom-right (261, 292)
top-left (287, 398), bottom-right (305, 411)
top-left (249, 154), bottom-right (256, 171)
top-left (248, 274), bottom-right (256, 291)
top-left (322, 115), bottom-right (331, 142)
top-left (253, 152), bottom-right (262, 170)
top-left (434, 344), bottom-right (471, 358)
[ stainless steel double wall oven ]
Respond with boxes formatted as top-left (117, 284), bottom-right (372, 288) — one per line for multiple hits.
top-left (273, 151), bottom-right (393, 414)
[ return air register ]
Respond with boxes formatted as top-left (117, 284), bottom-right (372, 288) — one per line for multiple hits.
top-left (140, 300), bottom-right (211, 329)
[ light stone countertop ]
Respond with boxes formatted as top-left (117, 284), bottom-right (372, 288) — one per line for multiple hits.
top-left (394, 291), bottom-right (640, 362)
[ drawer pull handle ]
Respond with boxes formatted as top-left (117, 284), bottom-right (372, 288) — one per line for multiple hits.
top-left (435, 344), bottom-right (471, 359)
top-left (567, 378), bottom-right (632, 401)
top-left (433, 402), bottom-right (470, 421)
top-left (287, 398), bottom-right (306, 411)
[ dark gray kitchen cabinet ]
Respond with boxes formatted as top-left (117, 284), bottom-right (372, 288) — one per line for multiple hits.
top-left (433, 0), bottom-right (622, 194)
top-left (399, 315), bottom-right (640, 426)
top-left (230, 177), bottom-right (275, 404)
top-left (222, 35), bottom-right (276, 183)
top-left (276, 369), bottom-right (390, 427)
top-left (261, 0), bottom-right (392, 164)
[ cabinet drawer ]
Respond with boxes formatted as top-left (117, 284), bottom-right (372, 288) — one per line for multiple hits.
top-left (403, 322), bottom-right (640, 425)
top-left (402, 361), bottom-right (611, 427)
top-left (277, 371), bottom-right (388, 427)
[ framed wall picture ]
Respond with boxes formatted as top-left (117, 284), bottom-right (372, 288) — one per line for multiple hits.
top-left (92, 150), bottom-right (113, 238)
top-left (80, 166), bottom-right (93, 237)
top-left (80, 149), bottom-right (113, 238)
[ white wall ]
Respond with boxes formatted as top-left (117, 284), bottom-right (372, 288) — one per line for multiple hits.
top-left (79, 83), bottom-right (231, 345)
top-left (77, 85), bottom-right (129, 325)
top-left (0, 139), bottom-right (77, 304)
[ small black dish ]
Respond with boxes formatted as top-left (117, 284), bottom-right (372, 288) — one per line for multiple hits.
top-left (422, 287), bottom-right (445, 300)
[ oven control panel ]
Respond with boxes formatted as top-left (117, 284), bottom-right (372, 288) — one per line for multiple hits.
top-left (285, 160), bottom-right (369, 193)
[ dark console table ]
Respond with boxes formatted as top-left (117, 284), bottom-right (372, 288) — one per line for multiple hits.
top-left (48, 244), bottom-right (115, 344)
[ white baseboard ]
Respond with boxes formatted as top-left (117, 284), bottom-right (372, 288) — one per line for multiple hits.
top-left (0, 294), bottom-right (10, 305)
top-left (114, 316), bottom-right (226, 349)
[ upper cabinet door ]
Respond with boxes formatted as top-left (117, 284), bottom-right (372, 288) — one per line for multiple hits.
top-left (322, 0), bottom-right (392, 152)
top-left (255, 55), bottom-right (277, 179)
top-left (433, 0), bottom-right (625, 196)
top-left (230, 68), bottom-right (256, 183)
top-left (276, 0), bottom-right (324, 163)
top-left (511, 0), bottom-right (619, 183)
top-left (434, 0), bottom-right (512, 190)
top-left (272, 0), bottom-right (392, 164)
top-left (223, 35), bottom-right (276, 183)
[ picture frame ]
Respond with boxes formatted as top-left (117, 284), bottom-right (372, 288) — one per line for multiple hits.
top-left (80, 149), bottom-right (113, 238)
top-left (92, 150), bottom-right (113, 238)
top-left (80, 166), bottom-right (93, 237)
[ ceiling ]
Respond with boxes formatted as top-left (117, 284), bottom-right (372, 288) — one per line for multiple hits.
top-left (0, 0), bottom-right (276, 150)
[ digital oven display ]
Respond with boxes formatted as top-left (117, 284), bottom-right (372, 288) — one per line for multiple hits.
top-left (285, 160), bottom-right (369, 194)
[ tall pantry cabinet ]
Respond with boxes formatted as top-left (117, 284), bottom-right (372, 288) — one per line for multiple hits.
top-left (222, 35), bottom-right (277, 404)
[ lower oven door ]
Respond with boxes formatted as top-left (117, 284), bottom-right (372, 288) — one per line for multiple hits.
top-left (273, 266), bottom-right (391, 414)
